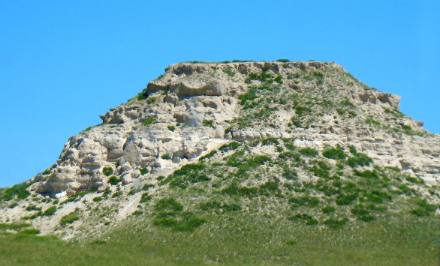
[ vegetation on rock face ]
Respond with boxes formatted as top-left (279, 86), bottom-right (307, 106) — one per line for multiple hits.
top-left (0, 182), bottom-right (30, 201)
top-left (0, 61), bottom-right (439, 265)
top-left (60, 211), bottom-right (80, 226)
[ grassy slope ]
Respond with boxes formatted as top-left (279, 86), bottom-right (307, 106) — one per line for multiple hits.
top-left (0, 215), bottom-right (439, 266)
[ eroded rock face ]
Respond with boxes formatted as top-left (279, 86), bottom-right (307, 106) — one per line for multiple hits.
top-left (32, 61), bottom-right (440, 197)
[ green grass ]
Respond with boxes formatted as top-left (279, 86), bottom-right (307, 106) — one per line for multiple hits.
top-left (42, 206), bottom-right (57, 216)
top-left (102, 166), bottom-right (113, 177)
top-left (0, 182), bottom-right (30, 201)
top-left (0, 215), bottom-right (438, 266)
top-left (298, 147), bottom-right (318, 157)
top-left (323, 146), bottom-right (346, 160)
top-left (143, 117), bottom-right (157, 126)
top-left (108, 176), bottom-right (121, 185)
top-left (59, 211), bottom-right (80, 226)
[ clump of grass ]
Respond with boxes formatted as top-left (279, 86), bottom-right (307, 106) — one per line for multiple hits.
top-left (167, 125), bottom-right (176, 131)
top-left (92, 196), bottom-right (103, 202)
top-left (298, 147), bottom-right (318, 157)
top-left (223, 67), bottom-right (235, 77)
top-left (324, 217), bottom-right (348, 229)
top-left (26, 205), bottom-right (41, 212)
top-left (102, 166), bottom-right (114, 177)
top-left (42, 206), bottom-right (57, 216)
top-left (202, 119), bottom-right (215, 128)
top-left (289, 196), bottom-right (320, 208)
top-left (351, 205), bottom-right (375, 222)
top-left (347, 152), bottom-right (373, 168)
top-left (161, 154), bottom-right (172, 160)
top-left (136, 88), bottom-right (148, 100)
top-left (310, 160), bottom-right (331, 179)
top-left (245, 71), bottom-right (282, 84)
top-left (146, 96), bottom-right (156, 104)
top-left (143, 117), bottom-right (156, 126)
top-left (153, 198), bottom-right (205, 232)
top-left (410, 198), bottom-right (437, 217)
top-left (0, 182), bottom-right (30, 201)
top-left (164, 163), bottom-right (209, 189)
top-left (336, 193), bottom-right (358, 205)
top-left (221, 183), bottom-right (260, 197)
top-left (322, 146), bottom-right (346, 160)
top-left (282, 167), bottom-right (298, 180)
top-left (321, 206), bottom-right (336, 214)
top-left (405, 175), bottom-right (424, 185)
top-left (288, 214), bottom-right (318, 225)
top-left (199, 200), bottom-right (241, 213)
top-left (140, 193), bottom-right (152, 203)
top-left (139, 167), bottom-right (148, 175)
top-left (219, 141), bottom-right (241, 152)
top-left (59, 211), bottom-right (79, 226)
top-left (108, 176), bottom-right (121, 185)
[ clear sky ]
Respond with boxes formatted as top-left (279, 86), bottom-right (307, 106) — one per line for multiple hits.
top-left (0, 0), bottom-right (439, 187)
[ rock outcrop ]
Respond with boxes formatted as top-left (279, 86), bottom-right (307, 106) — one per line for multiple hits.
top-left (1, 61), bottom-right (439, 238)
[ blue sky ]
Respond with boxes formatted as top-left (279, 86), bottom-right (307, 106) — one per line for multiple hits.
top-left (0, 0), bottom-right (439, 187)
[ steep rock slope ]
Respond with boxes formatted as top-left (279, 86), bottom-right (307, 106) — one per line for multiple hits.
top-left (1, 61), bottom-right (439, 238)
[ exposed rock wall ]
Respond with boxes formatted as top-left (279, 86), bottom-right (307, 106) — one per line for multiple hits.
top-left (31, 61), bottom-right (440, 197)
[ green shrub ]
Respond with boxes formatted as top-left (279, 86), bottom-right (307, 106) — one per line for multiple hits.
top-left (298, 147), bottom-right (318, 157)
top-left (102, 166), bottom-right (114, 177)
top-left (221, 183), bottom-right (259, 197)
top-left (60, 212), bottom-right (79, 226)
top-left (139, 167), bottom-right (148, 175)
top-left (143, 117), bottom-right (156, 126)
top-left (364, 190), bottom-right (391, 204)
top-left (321, 206), bottom-right (336, 214)
top-left (324, 217), bottom-right (348, 229)
top-left (310, 161), bottom-right (331, 178)
top-left (169, 212), bottom-right (206, 232)
top-left (92, 196), bottom-right (103, 202)
top-left (355, 170), bottom-right (380, 180)
top-left (146, 97), bottom-right (156, 104)
top-left (154, 198), bottom-right (183, 213)
top-left (108, 176), bottom-right (121, 185)
top-left (26, 205), bottom-right (41, 212)
top-left (219, 141), bottom-right (241, 152)
top-left (278, 151), bottom-right (301, 162)
top-left (42, 206), bottom-right (57, 216)
top-left (351, 205), bottom-right (375, 222)
top-left (261, 137), bottom-right (280, 146)
top-left (17, 228), bottom-right (40, 236)
top-left (276, 59), bottom-right (290, 62)
top-left (165, 163), bottom-right (209, 189)
top-left (282, 167), bottom-right (298, 180)
top-left (410, 199), bottom-right (437, 217)
top-left (322, 146), bottom-right (346, 160)
top-left (289, 196), bottom-right (320, 208)
top-left (0, 182), bottom-right (30, 201)
top-left (153, 198), bottom-right (205, 232)
top-left (140, 193), bottom-right (152, 203)
top-left (202, 119), bottom-right (215, 128)
top-left (239, 87), bottom-right (258, 107)
top-left (336, 193), bottom-right (358, 205)
top-left (167, 125), bottom-right (176, 131)
top-left (136, 89), bottom-right (148, 100)
top-left (347, 153), bottom-right (373, 167)
top-left (161, 154), bottom-right (172, 160)
top-left (288, 214), bottom-right (318, 225)
top-left (405, 175), bottom-right (424, 184)
top-left (259, 180), bottom-right (281, 195)
top-left (223, 67), bottom-right (235, 77)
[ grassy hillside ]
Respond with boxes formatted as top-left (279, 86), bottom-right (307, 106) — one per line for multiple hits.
top-left (0, 215), bottom-right (438, 266)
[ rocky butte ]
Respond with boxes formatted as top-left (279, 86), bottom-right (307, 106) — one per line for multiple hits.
top-left (0, 61), bottom-right (439, 239)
